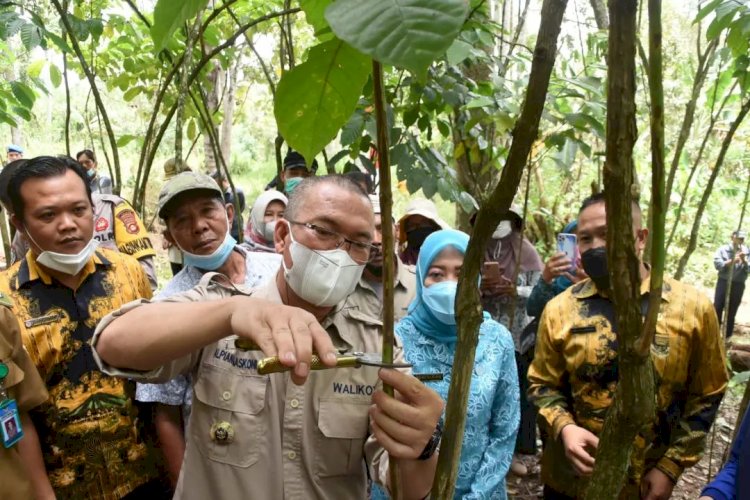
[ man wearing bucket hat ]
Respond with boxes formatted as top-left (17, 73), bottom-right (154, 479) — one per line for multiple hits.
top-left (397, 198), bottom-right (450, 266)
top-left (714, 229), bottom-right (749, 338)
top-left (135, 171), bottom-right (281, 490)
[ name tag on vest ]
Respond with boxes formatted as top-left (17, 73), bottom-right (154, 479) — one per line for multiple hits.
top-left (25, 313), bottom-right (62, 328)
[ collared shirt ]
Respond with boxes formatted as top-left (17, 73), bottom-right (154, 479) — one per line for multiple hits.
top-left (0, 249), bottom-right (155, 500)
top-left (714, 242), bottom-right (750, 282)
top-left (349, 259), bottom-right (417, 323)
top-left (90, 174), bottom-right (112, 195)
top-left (528, 276), bottom-right (728, 496)
top-left (10, 194), bottom-right (157, 289)
top-left (0, 296), bottom-right (48, 500)
top-left (136, 246), bottom-right (281, 417)
top-left (93, 277), bottom-right (402, 500)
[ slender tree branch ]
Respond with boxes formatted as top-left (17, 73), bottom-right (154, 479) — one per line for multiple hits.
top-left (675, 98), bottom-right (750, 279)
top-left (432, 0), bottom-right (569, 496)
top-left (51, 0), bottom-right (121, 192)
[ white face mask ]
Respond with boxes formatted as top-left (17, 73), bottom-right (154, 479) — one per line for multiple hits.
top-left (262, 220), bottom-right (277, 243)
top-left (30, 233), bottom-right (99, 276)
top-left (492, 220), bottom-right (513, 239)
top-left (282, 222), bottom-right (365, 307)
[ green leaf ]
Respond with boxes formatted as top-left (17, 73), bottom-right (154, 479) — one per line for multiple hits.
top-left (695, 0), bottom-right (722, 24)
top-left (446, 39), bottom-right (473, 66)
top-left (340, 110), bottom-right (366, 146)
top-left (27, 59), bottom-right (46, 79)
top-left (123, 86), bottom-right (142, 102)
top-left (43, 30), bottom-right (71, 53)
top-left (49, 63), bottom-right (62, 88)
top-left (10, 81), bottom-right (35, 108)
top-left (12, 106), bottom-right (32, 121)
top-left (187, 119), bottom-right (197, 141)
top-left (465, 95), bottom-right (494, 109)
top-left (20, 24), bottom-right (42, 51)
top-left (325, 0), bottom-right (468, 76)
top-left (151, 0), bottom-right (208, 52)
top-left (116, 134), bottom-right (137, 147)
top-left (274, 38), bottom-right (371, 166)
top-left (300, 0), bottom-right (333, 39)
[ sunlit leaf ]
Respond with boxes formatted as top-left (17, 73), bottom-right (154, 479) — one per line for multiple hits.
top-left (151, 0), bottom-right (209, 52)
top-left (325, 0), bottom-right (468, 76)
top-left (49, 63), bottom-right (62, 88)
top-left (274, 38), bottom-right (371, 165)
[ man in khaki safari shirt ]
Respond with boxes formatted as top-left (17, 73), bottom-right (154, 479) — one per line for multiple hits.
top-left (93, 176), bottom-right (444, 499)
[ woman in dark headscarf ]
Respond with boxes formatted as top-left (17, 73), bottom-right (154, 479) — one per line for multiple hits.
top-left (479, 205), bottom-right (543, 477)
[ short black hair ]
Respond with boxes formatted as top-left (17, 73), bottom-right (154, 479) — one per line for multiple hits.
top-left (579, 192), bottom-right (641, 216)
top-left (76, 149), bottom-right (96, 162)
top-left (0, 159), bottom-right (26, 211)
top-left (9, 155), bottom-right (92, 221)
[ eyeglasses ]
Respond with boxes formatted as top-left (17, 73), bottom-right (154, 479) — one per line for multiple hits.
top-left (287, 220), bottom-right (376, 264)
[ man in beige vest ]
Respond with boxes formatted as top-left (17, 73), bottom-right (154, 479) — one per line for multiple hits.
top-left (93, 175), bottom-right (444, 499)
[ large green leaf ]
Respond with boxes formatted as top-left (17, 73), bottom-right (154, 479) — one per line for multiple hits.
top-left (10, 81), bottom-right (35, 108)
top-left (300, 0), bottom-right (333, 38)
top-left (325, 0), bottom-right (468, 76)
top-left (151, 0), bottom-right (208, 52)
top-left (274, 38), bottom-right (371, 165)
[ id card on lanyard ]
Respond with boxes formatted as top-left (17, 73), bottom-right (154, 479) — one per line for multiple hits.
top-left (0, 361), bottom-right (24, 448)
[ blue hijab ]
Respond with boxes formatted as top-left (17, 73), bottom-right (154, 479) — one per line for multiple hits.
top-left (407, 229), bottom-right (488, 342)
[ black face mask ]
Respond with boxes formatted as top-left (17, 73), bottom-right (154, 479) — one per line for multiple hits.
top-left (581, 247), bottom-right (610, 292)
top-left (406, 226), bottom-right (435, 249)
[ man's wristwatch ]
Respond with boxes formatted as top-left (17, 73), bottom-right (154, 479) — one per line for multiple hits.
top-left (417, 420), bottom-right (442, 461)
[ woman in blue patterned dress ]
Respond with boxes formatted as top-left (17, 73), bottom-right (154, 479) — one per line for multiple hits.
top-left (390, 229), bottom-right (519, 499)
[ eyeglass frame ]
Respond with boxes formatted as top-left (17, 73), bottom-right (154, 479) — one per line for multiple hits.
top-left (286, 219), bottom-right (378, 263)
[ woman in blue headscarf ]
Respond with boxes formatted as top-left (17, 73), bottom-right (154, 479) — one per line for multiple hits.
top-left (396, 229), bottom-right (519, 499)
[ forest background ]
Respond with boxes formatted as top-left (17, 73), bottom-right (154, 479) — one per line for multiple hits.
top-left (1, 0), bottom-right (748, 289)
top-left (2, 0), bottom-right (750, 497)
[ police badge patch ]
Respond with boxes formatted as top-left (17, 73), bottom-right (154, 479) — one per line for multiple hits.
top-left (116, 209), bottom-right (140, 234)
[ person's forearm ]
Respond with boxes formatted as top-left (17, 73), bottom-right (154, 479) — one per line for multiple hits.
top-left (392, 455), bottom-right (438, 500)
top-left (18, 412), bottom-right (55, 500)
top-left (154, 404), bottom-right (186, 488)
top-left (96, 297), bottom-right (240, 370)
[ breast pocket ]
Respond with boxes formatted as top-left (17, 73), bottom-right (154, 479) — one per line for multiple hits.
top-left (315, 397), bottom-right (370, 477)
top-left (651, 333), bottom-right (689, 385)
top-left (190, 363), bottom-right (268, 468)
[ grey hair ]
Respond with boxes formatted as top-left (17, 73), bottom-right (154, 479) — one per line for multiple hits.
top-left (285, 175), bottom-right (369, 221)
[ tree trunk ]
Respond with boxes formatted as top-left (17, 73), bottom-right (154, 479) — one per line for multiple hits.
top-left (583, 0), bottom-right (656, 496)
top-left (432, 0), bottom-right (569, 496)
top-left (203, 64), bottom-right (222, 172)
top-left (589, 0), bottom-right (609, 29)
top-left (220, 64), bottom-right (237, 166)
top-left (674, 98), bottom-right (750, 279)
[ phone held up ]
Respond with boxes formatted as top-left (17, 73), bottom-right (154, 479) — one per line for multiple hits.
top-left (557, 233), bottom-right (577, 273)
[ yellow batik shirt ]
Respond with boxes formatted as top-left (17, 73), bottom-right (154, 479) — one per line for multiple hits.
top-left (0, 248), bottom-right (155, 500)
top-left (528, 276), bottom-right (727, 497)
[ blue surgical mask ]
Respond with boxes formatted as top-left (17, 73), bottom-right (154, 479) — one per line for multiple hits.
top-left (422, 281), bottom-right (458, 325)
top-left (86, 169), bottom-right (96, 178)
top-left (284, 177), bottom-right (303, 194)
top-left (182, 232), bottom-right (237, 270)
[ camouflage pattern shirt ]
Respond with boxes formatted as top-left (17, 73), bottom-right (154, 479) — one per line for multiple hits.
top-left (0, 249), bottom-right (155, 500)
top-left (528, 276), bottom-right (727, 497)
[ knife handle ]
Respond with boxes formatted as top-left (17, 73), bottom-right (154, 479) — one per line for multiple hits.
top-left (257, 355), bottom-right (360, 375)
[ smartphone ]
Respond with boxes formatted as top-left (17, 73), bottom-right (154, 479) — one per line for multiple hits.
top-left (483, 261), bottom-right (503, 282)
top-left (557, 233), bottom-right (577, 272)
